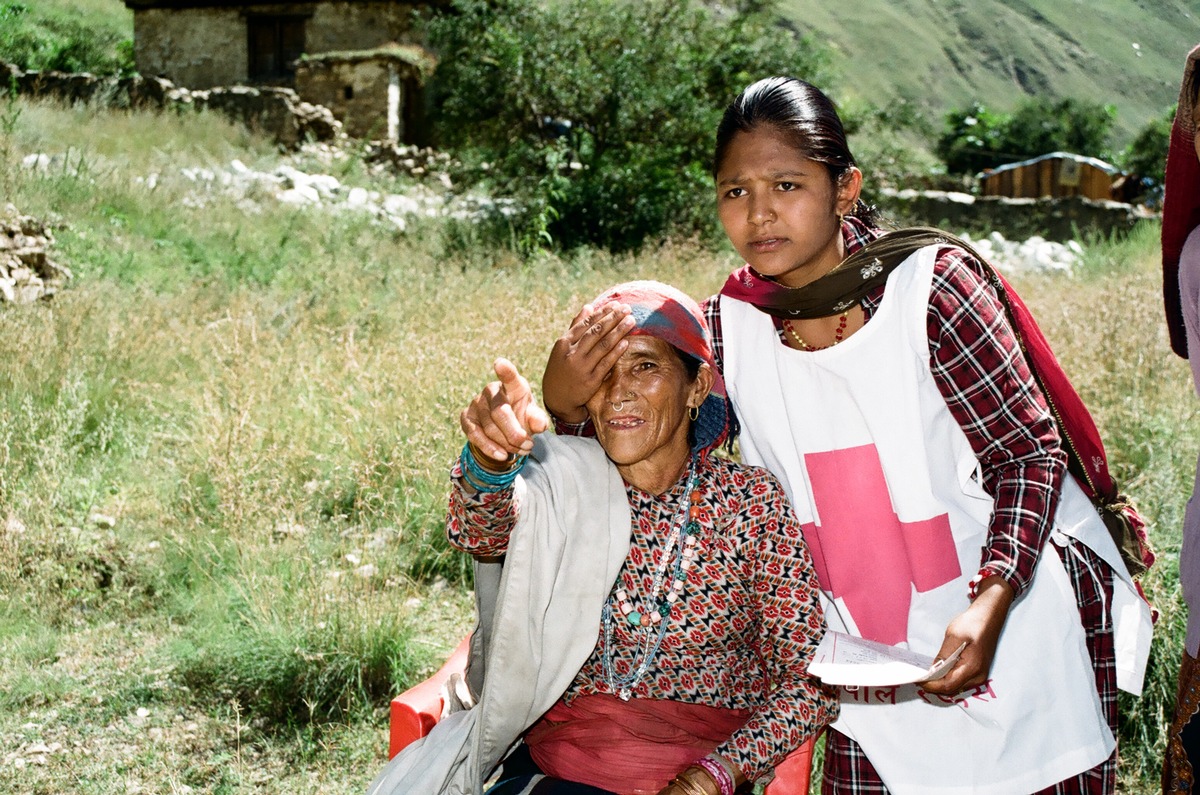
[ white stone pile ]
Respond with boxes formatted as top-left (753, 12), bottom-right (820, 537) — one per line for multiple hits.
top-left (14, 148), bottom-right (1091, 274)
top-left (0, 205), bottom-right (72, 304)
top-left (959, 231), bottom-right (1083, 275)
top-left (175, 159), bottom-right (515, 232)
top-left (168, 160), bottom-right (1087, 273)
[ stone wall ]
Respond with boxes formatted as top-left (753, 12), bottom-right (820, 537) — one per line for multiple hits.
top-left (0, 206), bottom-right (72, 305)
top-left (131, 2), bottom-right (424, 90)
top-left (296, 59), bottom-right (394, 140)
top-left (0, 61), bottom-right (341, 149)
top-left (305, 2), bottom-right (424, 53)
top-left (134, 8), bottom-right (246, 89)
top-left (874, 189), bottom-right (1154, 242)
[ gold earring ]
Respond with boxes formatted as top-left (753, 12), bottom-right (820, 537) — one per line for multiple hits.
top-left (688, 406), bottom-right (700, 421)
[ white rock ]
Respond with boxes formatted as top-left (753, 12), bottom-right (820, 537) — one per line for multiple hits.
top-left (89, 513), bottom-right (116, 529)
top-left (382, 194), bottom-right (420, 216)
top-left (277, 185), bottom-right (321, 205)
top-left (307, 174), bottom-right (341, 197)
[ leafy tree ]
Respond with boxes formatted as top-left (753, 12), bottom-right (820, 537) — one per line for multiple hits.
top-left (935, 102), bottom-right (1008, 176)
top-left (936, 97), bottom-right (1115, 175)
top-left (1120, 104), bottom-right (1174, 188)
top-left (425, 0), bottom-right (829, 252)
top-left (1003, 97), bottom-right (1114, 161)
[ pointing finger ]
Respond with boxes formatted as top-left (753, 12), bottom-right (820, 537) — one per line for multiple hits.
top-left (493, 357), bottom-right (526, 394)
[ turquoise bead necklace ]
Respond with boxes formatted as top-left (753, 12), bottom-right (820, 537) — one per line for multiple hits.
top-left (601, 454), bottom-right (702, 701)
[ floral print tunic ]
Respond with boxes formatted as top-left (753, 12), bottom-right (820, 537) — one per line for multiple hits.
top-left (447, 452), bottom-right (837, 782)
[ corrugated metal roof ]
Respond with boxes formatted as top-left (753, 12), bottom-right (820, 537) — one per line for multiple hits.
top-left (978, 151), bottom-right (1121, 179)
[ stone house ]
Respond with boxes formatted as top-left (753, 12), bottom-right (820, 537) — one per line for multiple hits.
top-left (122, 0), bottom-right (443, 142)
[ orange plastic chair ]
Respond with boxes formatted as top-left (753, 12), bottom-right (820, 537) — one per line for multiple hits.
top-left (387, 634), bottom-right (814, 793)
top-left (387, 634), bottom-right (473, 759)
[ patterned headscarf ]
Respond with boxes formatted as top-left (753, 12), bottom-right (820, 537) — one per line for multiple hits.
top-left (1163, 44), bottom-right (1200, 359)
top-left (589, 281), bottom-right (728, 455)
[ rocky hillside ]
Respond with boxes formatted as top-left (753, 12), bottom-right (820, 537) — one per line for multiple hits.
top-left (781, 0), bottom-right (1196, 144)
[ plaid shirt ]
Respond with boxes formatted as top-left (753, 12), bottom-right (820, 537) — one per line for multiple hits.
top-left (704, 218), bottom-right (1066, 599)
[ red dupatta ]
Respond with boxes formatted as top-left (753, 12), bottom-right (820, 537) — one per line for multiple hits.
top-left (1163, 44), bottom-right (1200, 359)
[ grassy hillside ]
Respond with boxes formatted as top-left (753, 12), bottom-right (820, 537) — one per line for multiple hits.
top-left (783, 0), bottom-right (1196, 146)
top-left (6, 0), bottom-right (1192, 149)
top-left (0, 0), bottom-right (132, 75)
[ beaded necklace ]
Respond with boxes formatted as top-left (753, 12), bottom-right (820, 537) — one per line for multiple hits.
top-left (601, 454), bottom-right (702, 701)
top-left (784, 310), bottom-right (849, 351)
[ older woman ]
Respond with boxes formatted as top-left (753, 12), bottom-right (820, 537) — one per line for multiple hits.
top-left (368, 281), bottom-right (835, 795)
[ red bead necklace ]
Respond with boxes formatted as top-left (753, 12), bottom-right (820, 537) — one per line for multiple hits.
top-left (784, 310), bottom-right (849, 351)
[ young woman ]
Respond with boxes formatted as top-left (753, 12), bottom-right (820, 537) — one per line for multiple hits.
top-left (531, 77), bottom-right (1151, 794)
top-left (1161, 42), bottom-right (1200, 795)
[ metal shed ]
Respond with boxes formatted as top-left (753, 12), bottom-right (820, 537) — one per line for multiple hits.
top-left (978, 152), bottom-right (1122, 201)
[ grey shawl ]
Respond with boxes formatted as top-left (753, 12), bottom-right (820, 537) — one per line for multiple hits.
top-left (366, 434), bottom-right (631, 795)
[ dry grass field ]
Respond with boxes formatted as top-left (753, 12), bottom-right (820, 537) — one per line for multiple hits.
top-left (0, 96), bottom-right (1194, 794)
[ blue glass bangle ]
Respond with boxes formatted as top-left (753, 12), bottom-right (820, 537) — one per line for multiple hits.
top-left (458, 462), bottom-right (496, 493)
top-left (460, 442), bottom-right (526, 492)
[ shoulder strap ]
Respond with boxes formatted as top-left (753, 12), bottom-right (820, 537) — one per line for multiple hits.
top-left (850, 227), bottom-right (1115, 501)
top-left (855, 227), bottom-right (1153, 574)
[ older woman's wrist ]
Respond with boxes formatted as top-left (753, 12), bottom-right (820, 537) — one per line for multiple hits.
top-left (694, 753), bottom-right (743, 794)
top-left (659, 754), bottom-right (743, 795)
top-left (665, 765), bottom-right (717, 795)
top-left (466, 441), bottom-right (522, 473)
top-left (459, 442), bottom-right (526, 494)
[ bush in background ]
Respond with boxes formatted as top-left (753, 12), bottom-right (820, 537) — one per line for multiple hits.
top-left (425, 0), bottom-right (829, 253)
top-left (0, 1), bottom-right (134, 76)
top-left (937, 97), bottom-right (1115, 175)
top-left (1119, 104), bottom-right (1174, 200)
top-left (838, 97), bottom-right (959, 194)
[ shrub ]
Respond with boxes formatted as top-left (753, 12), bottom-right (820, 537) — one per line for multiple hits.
top-left (0, 1), bottom-right (134, 76)
top-left (937, 97), bottom-right (1116, 175)
top-left (425, 0), bottom-right (829, 252)
top-left (935, 102), bottom-right (1010, 176)
top-left (1119, 104), bottom-right (1174, 196)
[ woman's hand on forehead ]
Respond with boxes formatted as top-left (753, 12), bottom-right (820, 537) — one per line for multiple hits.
top-left (542, 302), bottom-right (636, 424)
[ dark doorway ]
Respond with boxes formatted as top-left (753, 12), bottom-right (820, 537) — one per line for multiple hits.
top-left (247, 16), bottom-right (306, 84)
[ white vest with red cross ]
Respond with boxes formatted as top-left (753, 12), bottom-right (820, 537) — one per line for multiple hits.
top-left (719, 245), bottom-right (1150, 794)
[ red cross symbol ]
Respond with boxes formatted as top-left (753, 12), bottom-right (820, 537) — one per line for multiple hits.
top-left (799, 444), bottom-right (960, 645)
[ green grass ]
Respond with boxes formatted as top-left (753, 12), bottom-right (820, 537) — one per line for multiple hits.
top-left (0, 95), bottom-right (1193, 794)
top-left (0, 0), bottom-right (133, 75)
